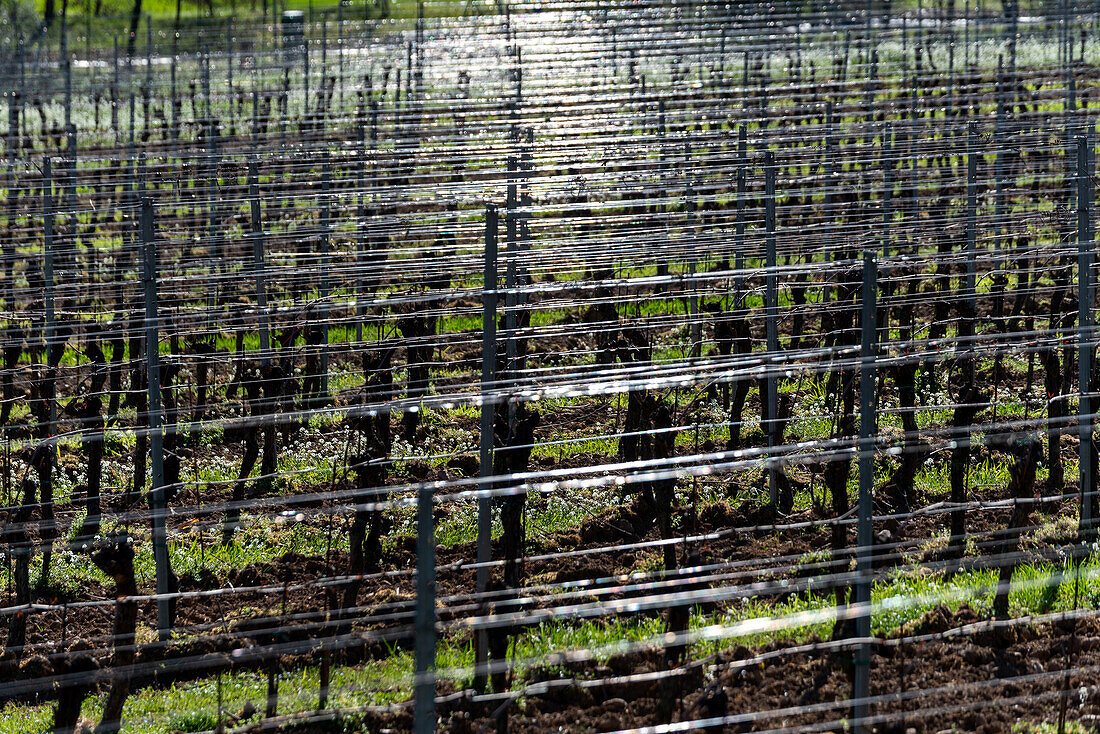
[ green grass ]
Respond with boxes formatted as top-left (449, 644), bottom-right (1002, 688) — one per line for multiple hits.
top-left (10, 556), bottom-right (1100, 733)
top-left (1016, 721), bottom-right (1093, 734)
top-left (1, 510), bottom-right (349, 596)
top-left (17, 429), bottom-right (1055, 596)
top-left (0, 641), bottom-right (449, 734)
top-left (36, 0), bottom-right (472, 27)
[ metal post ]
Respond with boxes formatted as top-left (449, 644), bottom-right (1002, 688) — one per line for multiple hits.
top-left (248, 156), bottom-right (271, 364)
top-left (883, 123), bottom-right (892, 264)
top-left (735, 124), bottom-right (746, 301)
top-left (1079, 136), bottom-right (1094, 541)
top-left (42, 158), bottom-right (54, 431)
top-left (6, 61), bottom-right (16, 307)
top-left (946, 42), bottom-right (954, 159)
top-left (303, 20), bottom-right (310, 121)
top-left (169, 56), bottom-right (178, 192)
top-left (355, 113), bottom-right (366, 344)
top-left (854, 249), bottom-right (878, 734)
top-left (994, 57), bottom-right (1007, 319)
top-left (1066, 69), bottom-right (1077, 188)
top-left (413, 479), bottom-right (436, 734)
top-left (319, 150), bottom-right (331, 400)
top-left (39, 157), bottom-right (57, 590)
top-left (112, 38), bottom-right (119, 147)
top-left (206, 117), bottom-right (221, 328)
top-left (144, 15), bottom-right (152, 142)
top-left (337, 2), bottom-right (344, 111)
top-left (202, 51), bottom-right (211, 126)
top-left (16, 37), bottom-right (22, 147)
top-left (320, 13), bottom-right (328, 120)
top-left (823, 102), bottom-right (834, 306)
top-left (520, 128), bottom-right (533, 293)
top-left (909, 72), bottom-right (919, 226)
top-left (686, 180), bottom-right (699, 358)
top-left (505, 157), bottom-right (518, 430)
top-left (62, 17), bottom-right (71, 132)
top-left (475, 206), bottom-right (499, 694)
top-left (862, 49), bottom-right (877, 193)
top-left (764, 151), bottom-right (779, 511)
top-left (252, 65), bottom-right (260, 150)
top-left (140, 198), bottom-right (172, 641)
top-left (946, 122), bottom-right (980, 562)
top-left (966, 122), bottom-right (978, 341)
top-left (658, 100), bottom-right (668, 278)
top-left (227, 19), bottom-right (234, 135)
top-left (1089, 126), bottom-right (1095, 247)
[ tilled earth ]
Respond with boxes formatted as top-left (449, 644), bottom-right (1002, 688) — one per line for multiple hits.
top-left (328, 607), bottom-right (1100, 733)
top-left (5, 484), bottom-right (1088, 734)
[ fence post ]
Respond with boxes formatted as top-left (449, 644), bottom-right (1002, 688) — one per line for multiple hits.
top-left (42, 156), bottom-right (55, 439)
top-left (735, 123), bottom-right (746, 302)
top-left (320, 13), bottom-right (328, 121)
top-left (63, 124), bottom-right (76, 292)
top-left (337, 3), bottom-right (344, 110)
top-left (764, 151), bottom-right (779, 512)
top-left (520, 127), bottom-right (533, 296)
top-left (319, 149), bottom-right (331, 401)
top-left (144, 15), bottom-right (152, 142)
top-left (882, 122), bottom-right (892, 263)
top-left (227, 19), bottom-right (235, 134)
top-left (5, 53), bottom-right (17, 311)
top-left (303, 20), bottom-right (310, 122)
top-left (475, 205), bottom-right (499, 694)
top-left (355, 112), bottom-right (366, 344)
top-left (994, 57), bottom-right (1007, 321)
top-left (854, 249), bottom-right (877, 734)
top-left (1089, 125), bottom-right (1095, 246)
top-left (140, 197), bottom-right (173, 641)
top-left (862, 48), bottom-right (877, 192)
top-left (909, 72), bottom-right (919, 223)
top-left (966, 121), bottom-right (978, 350)
top-left (686, 180), bottom-right (699, 358)
top-left (206, 116), bottom-right (221, 329)
top-left (202, 51), bottom-right (211, 124)
top-left (413, 485), bottom-right (436, 734)
top-left (39, 156), bottom-right (57, 591)
top-left (505, 156), bottom-right (518, 430)
top-left (112, 37), bottom-right (119, 146)
top-left (248, 156), bottom-right (271, 364)
top-left (658, 100), bottom-right (668, 279)
top-left (62, 17), bottom-right (71, 132)
top-left (947, 121), bottom-right (980, 562)
top-left (823, 103), bottom-right (834, 306)
top-left (1078, 135), bottom-right (1094, 542)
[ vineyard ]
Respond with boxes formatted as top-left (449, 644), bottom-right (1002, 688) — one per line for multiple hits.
top-left (3, 1), bottom-right (1100, 732)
